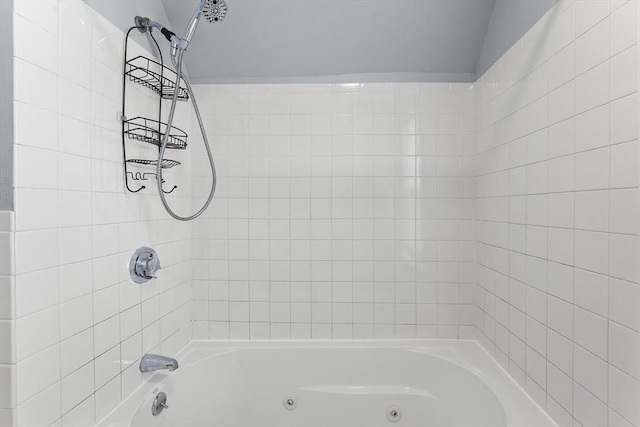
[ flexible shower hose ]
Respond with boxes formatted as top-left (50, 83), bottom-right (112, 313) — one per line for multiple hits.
top-left (156, 47), bottom-right (217, 221)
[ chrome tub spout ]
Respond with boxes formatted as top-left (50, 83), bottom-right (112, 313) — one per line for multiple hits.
top-left (140, 354), bottom-right (179, 372)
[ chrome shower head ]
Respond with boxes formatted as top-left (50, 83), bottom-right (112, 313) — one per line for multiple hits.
top-left (136, 0), bottom-right (228, 58)
top-left (203, 0), bottom-right (228, 22)
top-left (177, 0), bottom-right (227, 54)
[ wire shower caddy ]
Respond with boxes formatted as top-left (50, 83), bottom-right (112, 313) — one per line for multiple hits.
top-left (121, 29), bottom-right (189, 194)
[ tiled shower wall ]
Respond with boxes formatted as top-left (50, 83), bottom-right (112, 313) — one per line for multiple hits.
top-left (6, 1), bottom-right (194, 426)
top-left (0, 212), bottom-right (15, 427)
top-left (474, 1), bottom-right (640, 426)
top-left (190, 83), bottom-right (476, 339)
top-left (4, 0), bottom-right (640, 426)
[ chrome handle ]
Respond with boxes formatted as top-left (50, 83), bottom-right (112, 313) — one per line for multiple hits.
top-left (137, 253), bottom-right (160, 278)
top-left (151, 392), bottom-right (169, 416)
top-left (130, 247), bottom-right (162, 284)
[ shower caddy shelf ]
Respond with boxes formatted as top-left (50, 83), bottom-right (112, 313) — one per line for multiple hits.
top-left (124, 116), bottom-right (187, 150)
top-left (125, 56), bottom-right (190, 102)
top-left (121, 47), bottom-right (190, 193)
top-left (127, 158), bottom-right (181, 168)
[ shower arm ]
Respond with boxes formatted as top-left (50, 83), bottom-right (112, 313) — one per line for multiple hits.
top-left (135, 1), bottom-right (206, 57)
top-left (135, 17), bottom-right (183, 51)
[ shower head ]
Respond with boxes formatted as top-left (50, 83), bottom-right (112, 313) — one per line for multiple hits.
top-left (203, 0), bottom-right (228, 23)
top-left (178, 0), bottom-right (228, 54)
top-left (135, 0), bottom-right (228, 57)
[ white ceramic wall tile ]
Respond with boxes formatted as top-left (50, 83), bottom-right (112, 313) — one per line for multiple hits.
top-left (191, 82), bottom-right (475, 340)
top-left (0, 276), bottom-right (15, 320)
top-left (61, 362), bottom-right (94, 415)
top-left (10, 1), bottom-right (194, 426)
top-left (15, 382), bottom-right (60, 427)
top-left (13, 14), bottom-right (57, 74)
top-left (0, 233), bottom-right (13, 278)
top-left (13, 0), bottom-right (59, 36)
top-left (474, 1), bottom-right (640, 426)
top-left (16, 344), bottom-right (60, 404)
top-left (0, 211), bottom-right (15, 420)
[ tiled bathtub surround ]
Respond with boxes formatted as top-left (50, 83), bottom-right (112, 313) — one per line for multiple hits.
top-left (190, 83), bottom-right (476, 339)
top-left (474, 1), bottom-right (640, 426)
top-left (0, 212), bottom-right (15, 427)
top-left (4, 0), bottom-right (640, 426)
top-left (9, 1), bottom-right (194, 426)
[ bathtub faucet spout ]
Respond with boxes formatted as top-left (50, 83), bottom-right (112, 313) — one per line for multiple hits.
top-left (140, 354), bottom-right (179, 372)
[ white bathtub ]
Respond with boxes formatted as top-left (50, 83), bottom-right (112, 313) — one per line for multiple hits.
top-left (98, 340), bottom-right (557, 427)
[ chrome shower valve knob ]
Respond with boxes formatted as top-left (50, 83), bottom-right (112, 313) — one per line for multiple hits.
top-left (130, 247), bottom-right (162, 284)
